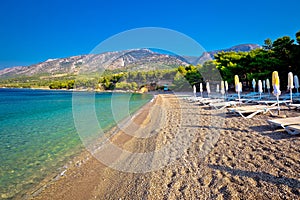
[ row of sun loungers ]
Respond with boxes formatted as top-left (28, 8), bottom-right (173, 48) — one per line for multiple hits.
top-left (184, 94), bottom-right (300, 135)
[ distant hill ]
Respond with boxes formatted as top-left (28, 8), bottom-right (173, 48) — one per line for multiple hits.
top-left (0, 44), bottom-right (261, 78)
top-left (184, 44), bottom-right (261, 65)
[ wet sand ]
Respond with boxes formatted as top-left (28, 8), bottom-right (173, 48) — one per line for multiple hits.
top-left (25, 94), bottom-right (300, 199)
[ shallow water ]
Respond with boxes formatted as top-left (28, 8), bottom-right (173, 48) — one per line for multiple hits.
top-left (0, 88), bottom-right (152, 199)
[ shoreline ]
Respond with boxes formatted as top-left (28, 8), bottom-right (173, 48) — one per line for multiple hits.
top-left (0, 86), bottom-right (155, 94)
top-left (0, 87), bottom-right (136, 93)
top-left (18, 94), bottom-right (158, 199)
top-left (16, 94), bottom-right (300, 199)
top-left (25, 94), bottom-right (165, 199)
top-left (0, 89), bottom-right (154, 200)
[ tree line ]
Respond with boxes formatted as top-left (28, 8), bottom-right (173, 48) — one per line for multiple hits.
top-left (214, 30), bottom-right (300, 90)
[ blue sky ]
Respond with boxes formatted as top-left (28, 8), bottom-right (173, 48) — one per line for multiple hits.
top-left (0, 0), bottom-right (300, 69)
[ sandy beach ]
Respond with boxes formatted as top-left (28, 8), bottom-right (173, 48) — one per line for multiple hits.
top-left (23, 94), bottom-right (300, 200)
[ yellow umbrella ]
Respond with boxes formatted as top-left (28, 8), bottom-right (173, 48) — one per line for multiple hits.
top-left (272, 71), bottom-right (279, 87)
top-left (272, 71), bottom-right (281, 96)
top-left (272, 71), bottom-right (281, 114)
top-left (234, 75), bottom-right (239, 92)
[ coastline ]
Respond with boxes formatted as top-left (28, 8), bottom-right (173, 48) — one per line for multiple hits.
top-left (0, 87), bottom-right (151, 94)
top-left (23, 94), bottom-right (163, 199)
top-left (20, 94), bottom-right (300, 199)
top-left (17, 93), bottom-right (157, 200)
top-left (0, 89), bottom-right (154, 200)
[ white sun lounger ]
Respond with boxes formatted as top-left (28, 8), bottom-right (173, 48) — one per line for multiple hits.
top-left (227, 105), bottom-right (277, 119)
top-left (267, 116), bottom-right (300, 129)
top-left (236, 98), bottom-right (257, 104)
top-left (199, 98), bottom-right (224, 105)
top-left (286, 104), bottom-right (300, 110)
top-left (209, 101), bottom-right (236, 110)
top-left (196, 97), bottom-right (210, 102)
top-left (185, 96), bottom-right (202, 102)
top-left (284, 124), bottom-right (300, 135)
top-left (257, 100), bottom-right (291, 106)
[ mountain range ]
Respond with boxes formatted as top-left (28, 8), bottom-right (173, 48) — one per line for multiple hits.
top-left (0, 44), bottom-right (260, 78)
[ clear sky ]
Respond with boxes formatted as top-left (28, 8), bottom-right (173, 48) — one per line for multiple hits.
top-left (0, 0), bottom-right (299, 69)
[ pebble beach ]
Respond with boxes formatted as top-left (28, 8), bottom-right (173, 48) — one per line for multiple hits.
top-left (24, 94), bottom-right (300, 200)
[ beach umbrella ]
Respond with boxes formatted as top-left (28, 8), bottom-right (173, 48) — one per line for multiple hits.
top-left (199, 82), bottom-right (203, 97)
top-left (272, 71), bottom-right (281, 115)
top-left (220, 81), bottom-right (225, 97)
top-left (266, 78), bottom-right (270, 97)
top-left (252, 79), bottom-right (256, 92)
top-left (216, 84), bottom-right (220, 93)
top-left (294, 75), bottom-right (299, 93)
top-left (225, 81), bottom-right (228, 93)
top-left (263, 80), bottom-right (266, 93)
top-left (258, 80), bottom-right (263, 99)
top-left (193, 85), bottom-right (196, 97)
top-left (234, 75), bottom-right (241, 103)
top-left (288, 72), bottom-right (294, 102)
top-left (206, 82), bottom-right (210, 98)
top-left (239, 82), bottom-right (243, 92)
top-left (234, 75), bottom-right (239, 92)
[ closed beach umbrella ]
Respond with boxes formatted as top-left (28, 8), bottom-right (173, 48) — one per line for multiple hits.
top-left (199, 82), bottom-right (203, 97)
top-left (234, 75), bottom-right (239, 92)
top-left (272, 71), bottom-right (279, 89)
top-left (252, 79), bottom-right (256, 92)
top-left (272, 71), bottom-right (281, 115)
top-left (263, 80), bottom-right (266, 93)
top-left (294, 75), bottom-right (299, 93)
top-left (206, 82), bottom-right (210, 97)
top-left (266, 79), bottom-right (270, 89)
top-left (258, 80), bottom-right (263, 99)
top-left (258, 80), bottom-right (263, 93)
top-left (225, 81), bottom-right (228, 92)
top-left (239, 82), bottom-right (243, 92)
top-left (234, 75), bottom-right (241, 102)
top-left (272, 71), bottom-right (281, 95)
top-left (193, 85), bottom-right (196, 97)
top-left (220, 81), bottom-right (225, 95)
top-left (216, 84), bottom-right (220, 93)
top-left (288, 72), bottom-right (294, 102)
top-left (266, 78), bottom-right (270, 97)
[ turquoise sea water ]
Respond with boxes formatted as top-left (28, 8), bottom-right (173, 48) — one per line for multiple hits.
top-left (0, 88), bottom-right (152, 199)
